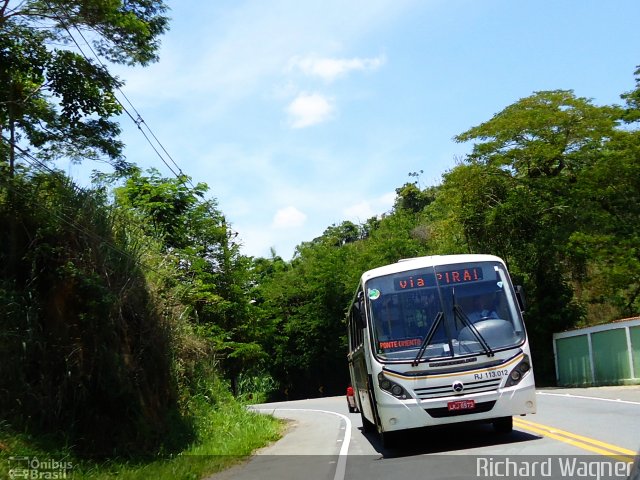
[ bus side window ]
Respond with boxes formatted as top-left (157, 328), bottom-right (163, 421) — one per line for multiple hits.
top-left (349, 290), bottom-right (365, 350)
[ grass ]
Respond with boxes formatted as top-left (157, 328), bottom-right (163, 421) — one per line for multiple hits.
top-left (0, 399), bottom-right (284, 480)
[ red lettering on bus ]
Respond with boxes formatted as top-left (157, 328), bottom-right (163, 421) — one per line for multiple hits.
top-left (381, 338), bottom-right (423, 350)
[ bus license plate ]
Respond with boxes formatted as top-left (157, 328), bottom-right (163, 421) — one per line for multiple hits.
top-left (447, 399), bottom-right (476, 411)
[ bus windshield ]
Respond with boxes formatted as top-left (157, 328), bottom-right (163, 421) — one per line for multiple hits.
top-left (365, 261), bottom-right (525, 362)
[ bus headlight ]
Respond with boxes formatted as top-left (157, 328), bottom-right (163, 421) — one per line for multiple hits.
top-left (380, 378), bottom-right (392, 390)
top-left (505, 355), bottom-right (531, 387)
top-left (391, 384), bottom-right (404, 396)
top-left (378, 372), bottom-right (410, 399)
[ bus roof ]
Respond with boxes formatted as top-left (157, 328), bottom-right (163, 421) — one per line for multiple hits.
top-left (360, 254), bottom-right (505, 282)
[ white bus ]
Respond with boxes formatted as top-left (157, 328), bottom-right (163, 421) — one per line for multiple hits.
top-left (346, 254), bottom-right (536, 446)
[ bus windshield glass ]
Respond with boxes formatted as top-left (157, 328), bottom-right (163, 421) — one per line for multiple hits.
top-left (365, 261), bottom-right (525, 362)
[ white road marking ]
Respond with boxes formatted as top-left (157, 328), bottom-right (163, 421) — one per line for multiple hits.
top-left (538, 391), bottom-right (640, 406)
top-left (252, 408), bottom-right (352, 480)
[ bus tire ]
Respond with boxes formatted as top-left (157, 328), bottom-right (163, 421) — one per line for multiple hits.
top-left (380, 430), bottom-right (398, 449)
top-left (360, 412), bottom-right (376, 433)
top-left (493, 416), bottom-right (513, 434)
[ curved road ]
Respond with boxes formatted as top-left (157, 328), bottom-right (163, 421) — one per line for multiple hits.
top-left (209, 386), bottom-right (640, 480)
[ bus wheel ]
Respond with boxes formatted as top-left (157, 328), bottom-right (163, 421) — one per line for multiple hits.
top-left (360, 412), bottom-right (375, 433)
top-left (380, 431), bottom-right (398, 449)
top-left (493, 416), bottom-right (513, 434)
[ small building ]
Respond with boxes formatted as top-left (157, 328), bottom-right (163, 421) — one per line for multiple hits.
top-left (553, 317), bottom-right (640, 387)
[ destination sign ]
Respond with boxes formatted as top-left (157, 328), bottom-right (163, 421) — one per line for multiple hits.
top-left (393, 267), bottom-right (483, 291)
top-left (379, 337), bottom-right (422, 351)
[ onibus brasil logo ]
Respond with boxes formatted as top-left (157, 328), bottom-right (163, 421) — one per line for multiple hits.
top-left (8, 456), bottom-right (73, 479)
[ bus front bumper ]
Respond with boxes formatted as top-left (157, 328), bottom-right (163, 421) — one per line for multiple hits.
top-left (376, 380), bottom-right (537, 433)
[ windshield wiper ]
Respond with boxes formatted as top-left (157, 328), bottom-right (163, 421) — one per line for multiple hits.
top-left (411, 311), bottom-right (443, 367)
top-left (453, 304), bottom-right (494, 357)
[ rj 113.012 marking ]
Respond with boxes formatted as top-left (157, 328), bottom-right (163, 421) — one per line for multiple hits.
top-left (474, 369), bottom-right (509, 380)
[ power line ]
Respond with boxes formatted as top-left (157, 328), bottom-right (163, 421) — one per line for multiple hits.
top-left (8, 5), bottom-right (241, 241)
top-left (59, 21), bottom-right (241, 237)
top-left (47, 4), bottom-right (195, 188)
top-left (70, 26), bottom-right (186, 178)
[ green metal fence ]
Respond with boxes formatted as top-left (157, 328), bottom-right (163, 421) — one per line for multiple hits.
top-left (553, 317), bottom-right (640, 386)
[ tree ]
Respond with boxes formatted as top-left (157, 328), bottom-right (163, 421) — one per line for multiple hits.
top-left (394, 171), bottom-right (436, 213)
top-left (451, 90), bottom-right (628, 381)
top-left (315, 221), bottom-right (363, 247)
top-left (565, 68), bottom-right (640, 319)
top-left (455, 90), bottom-right (620, 180)
top-left (621, 65), bottom-right (640, 122)
top-left (115, 168), bottom-right (215, 249)
top-left (114, 169), bottom-right (266, 395)
top-left (256, 239), bottom-right (353, 399)
top-left (0, 0), bottom-right (169, 173)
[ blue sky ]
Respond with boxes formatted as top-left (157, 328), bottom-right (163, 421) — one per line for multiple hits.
top-left (64, 0), bottom-right (640, 260)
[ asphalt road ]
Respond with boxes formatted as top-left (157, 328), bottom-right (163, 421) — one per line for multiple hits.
top-left (208, 386), bottom-right (640, 480)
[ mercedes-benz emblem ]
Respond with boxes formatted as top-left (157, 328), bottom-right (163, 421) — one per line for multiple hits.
top-left (452, 381), bottom-right (464, 393)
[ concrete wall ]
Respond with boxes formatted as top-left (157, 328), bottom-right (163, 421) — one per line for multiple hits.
top-left (553, 317), bottom-right (640, 387)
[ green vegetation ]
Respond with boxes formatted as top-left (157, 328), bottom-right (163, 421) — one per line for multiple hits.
top-left (1, 1), bottom-right (282, 476)
top-left (1, 392), bottom-right (283, 480)
top-left (0, 170), bottom-right (283, 473)
top-left (1, 0), bottom-right (640, 477)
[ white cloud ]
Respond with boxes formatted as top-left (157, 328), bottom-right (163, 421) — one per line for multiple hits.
top-left (272, 206), bottom-right (307, 229)
top-left (116, 2), bottom-right (399, 109)
top-left (286, 92), bottom-right (335, 128)
top-left (378, 191), bottom-right (397, 208)
top-left (343, 192), bottom-right (396, 221)
top-left (343, 201), bottom-right (375, 220)
top-left (289, 55), bottom-right (387, 82)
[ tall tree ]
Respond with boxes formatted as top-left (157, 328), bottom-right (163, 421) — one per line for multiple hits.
top-left (451, 90), bottom-right (626, 381)
top-left (455, 90), bottom-right (619, 180)
top-left (0, 0), bottom-right (169, 173)
top-left (114, 169), bottom-right (265, 394)
top-left (565, 68), bottom-right (640, 319)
